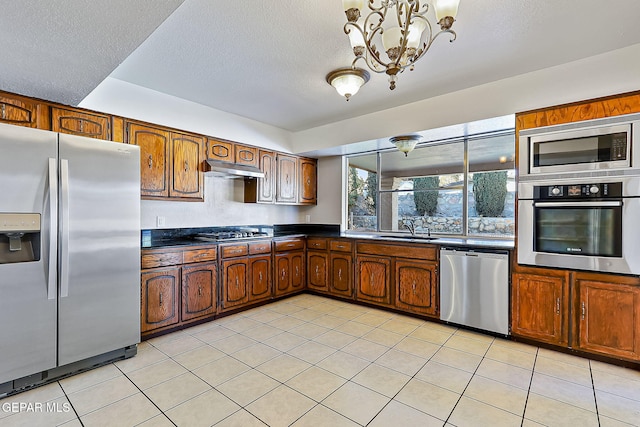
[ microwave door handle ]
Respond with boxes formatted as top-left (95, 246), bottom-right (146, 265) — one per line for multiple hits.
top-left (47, 158), bottom-right (58, 300)
top-left (533, 201), bottom-right (622, 208)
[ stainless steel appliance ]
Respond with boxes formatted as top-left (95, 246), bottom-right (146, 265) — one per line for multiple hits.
top-left (519, 113), bottom-right (640, 178)
top-left (518, 176), bottom-right (640, 274)
top-left (440, 248), bottom-right (509, 335)
top-left (0, 123), bottom-right (141, 396)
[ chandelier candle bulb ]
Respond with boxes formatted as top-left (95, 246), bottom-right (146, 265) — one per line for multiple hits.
top-left (433, 0), bottom-right (460, 29)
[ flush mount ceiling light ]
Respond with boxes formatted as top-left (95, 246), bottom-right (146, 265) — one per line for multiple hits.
top-left (390, 134), bottom-right (421, 156)
top-left (326, 67), bottom-right (371, 101)
top-left (340, 0), bottom-right (460, 90)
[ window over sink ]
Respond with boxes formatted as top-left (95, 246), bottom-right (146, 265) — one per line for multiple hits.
top-left (346, 131), bottom-right (515, 238)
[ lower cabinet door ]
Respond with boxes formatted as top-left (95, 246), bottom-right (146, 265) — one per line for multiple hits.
top-left (221, 259), bottom-right (249, 310)
top-left (249, 256), bottom-right (272, 302)
top-left (291, 251), bottom-right (305, 291)
top-left (330, 253), bottom-right (353, 297)
top-left (395, 259), bottom-right (438, 316)
top-left (181, 262), bottom-right (217, 321)
top-left (575, 279), bottom-right (640, 361)
top-left (356, 255), bottom-right (392, 305)
top-left (141, 267), bottom-right (180, 332)
top-left (307, 251), bottom-right (328, 292)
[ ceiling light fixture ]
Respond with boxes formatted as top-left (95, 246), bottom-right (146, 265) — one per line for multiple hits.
top-left (341, 0), bottom-right (460, 90)
top-left (326, 67), bottom-right (371, 101)
top-left (390, 134), bottom-right (421, 156)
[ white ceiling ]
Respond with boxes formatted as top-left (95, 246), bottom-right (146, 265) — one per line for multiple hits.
top-left (2, 0), bottom-right (640, 133)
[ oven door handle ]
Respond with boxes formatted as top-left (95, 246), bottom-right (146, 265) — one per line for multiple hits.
top-left (533, 201), bottom-right (622, 208)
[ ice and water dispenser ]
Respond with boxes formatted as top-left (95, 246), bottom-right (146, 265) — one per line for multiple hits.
top-left (0, 213), bottom-right (41, 264)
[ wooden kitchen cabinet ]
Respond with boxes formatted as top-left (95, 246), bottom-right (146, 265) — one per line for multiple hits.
top-left (574, 275), bottom-right (640, 361)
top-left (308, 251), bottom-right (329, 292)
top-left (248, 240), bottom-right (273, 302)
top-left (244, 150), bottom-right (276, 204)
top-left (141, 267), bottom-right (180, 333)
top-left (249, 255), bottom-right (272, 302)
top-left (235, 144), bottom-right (259, 168)
top-left (141, 245), bottom-right (217, 337)
top-left (274, 238), bottom-right (305, 297)
top-left (126, 122), bottom-right (203, 201)
top-left (328, 239), bottom-right (354, 299)
top-left (298, 157), bottom-right (317, 205)
top-left (356, 255), bottom-right (392, 306)
top-left (51, 106), bottom-right (111, 140)
top-left (220, 258), bottom-right (249, 311)
top-left (171, 132), bottom-right (204, 200)
top-left (511, 269), bottom-right (569, 346)
top-left (276, 154), bottom-right (298, 204)
top-left (181, 262), bottom-right (217, 321)
top-left (0, 92), bottom-right (49, 129)
top-left (395, 259), bottom-right (438, 317)
top-left (207, 138), bottom-right (234, 162)
top-left (126, 122), bottom-right (171, 198)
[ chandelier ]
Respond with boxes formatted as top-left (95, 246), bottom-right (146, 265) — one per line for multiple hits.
top-left (328, 0), bottom-right (460, 98)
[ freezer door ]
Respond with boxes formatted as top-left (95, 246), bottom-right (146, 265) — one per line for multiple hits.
top-left (57, 134), bottom-right (140, 365)
top-left (0, 124), bottom-right (58, 384)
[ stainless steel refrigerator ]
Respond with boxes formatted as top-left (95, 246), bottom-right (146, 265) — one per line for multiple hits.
top-left (0, 123), bottom-right (140, 395)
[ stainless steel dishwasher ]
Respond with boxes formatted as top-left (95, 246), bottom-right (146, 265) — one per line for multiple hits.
top-left (440, 247), bottom-right (509, 335)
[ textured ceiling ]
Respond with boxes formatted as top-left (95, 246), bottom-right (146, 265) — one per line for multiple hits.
top-left (2, 1), bottom-right (640, 132)
top-left (0, 0), bottom-right (184, 105)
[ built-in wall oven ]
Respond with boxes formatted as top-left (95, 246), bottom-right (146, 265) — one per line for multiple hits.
top-left (518, 113), bottom-right (640, 275)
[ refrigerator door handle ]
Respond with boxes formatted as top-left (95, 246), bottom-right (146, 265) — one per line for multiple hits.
top-left (60, 159), bottom-right (70, 298)
top-left (47, 158), bottom-right (58, 300)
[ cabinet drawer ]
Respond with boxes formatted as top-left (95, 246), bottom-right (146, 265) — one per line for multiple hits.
top-left (357, 242), bottom-right (437, 260)
top-left (141, 251), bottom-right (183, 269)
top-left (249, 241), bottom-right (272, 255)
top-left (221, 244), bottom-right (249, 258)
top-left (274, 239), bottom-right (305, 252)
top-left (330, 240), bottom-right (352, 252)
top-left (235, 144), bottom-right (258, 167)
top-left (307, 238), bottom-right (327, 250)
top-left (184, 247), bottom-right (217, 264)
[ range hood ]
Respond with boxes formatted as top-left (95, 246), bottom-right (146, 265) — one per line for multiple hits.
top-left (203, 159), bottom-right (264, 179)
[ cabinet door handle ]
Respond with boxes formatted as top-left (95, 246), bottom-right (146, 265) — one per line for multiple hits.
top-left (315, 265), bottom-right (319, 275)
top-left (184, 160), bottom-right (189, 172)
top-left (338, 269), bottom-right (342, 281)
top-left (159, 292), bottom-right (163, 306)
top-left (412, 282), bottom-right (416, 294)
top-left (1, 103), bottom-right (5, 120)
top-left (198, 286), bottom-right (202, 297)
top-left (295, 266), bottom-right (299, 275)
top-left (78, 119), bottom-right (84, 133)
top-left (555, 297), bottom-right (560, 315)
top-left (148, 154), bottom-right (153, 169)
top-left (370, 273), bottom-right (374, 284)
top-left (286, 174), bottom-right (290, 185)
top-left (235, 278), bottom-right (239, 288)
top-left (581, 301), bottom-right (586, 320)
top-left (259, 272), bottom-right (263, 282)
top-left (281, 269), bottom-right (286, 280)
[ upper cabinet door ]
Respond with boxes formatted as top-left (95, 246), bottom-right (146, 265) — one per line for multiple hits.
top-left (276, 154), bottom-right (298, 204)
top-left (207, 138), bottom-right (234, 163)
top-left (298, 157), bottom-right (317, 205)
top-left (235, 144), bottom-right (258, 167)
top-left (171, 132), bottom-right (204, 200)
top-left (258, 150), bottom-right (276, 203)
top-left (51, 107), bottom-right (111, 140)
top-left (0, 93), bottom-right (48, 129)
top-left (127, 122), bottom-right (171, 198)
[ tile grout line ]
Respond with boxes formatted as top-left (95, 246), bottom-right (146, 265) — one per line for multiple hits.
top-left (589, 360), bottom-right (602, 427)
top-left (441, 333), bottom-right (495, 426)
top-left (57, 381), bottom-right (86, 427)
top-left (520, 346), bottom-right (539, 427)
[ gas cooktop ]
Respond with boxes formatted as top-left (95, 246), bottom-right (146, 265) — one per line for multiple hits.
top-left (193, 231), bottom-right (270, 242)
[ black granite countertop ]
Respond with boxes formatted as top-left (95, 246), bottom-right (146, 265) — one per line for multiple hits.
top-left (142, 224), bottom-right (513, 251)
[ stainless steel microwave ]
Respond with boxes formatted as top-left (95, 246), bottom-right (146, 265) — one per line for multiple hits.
top-left (519, 113), bottom-right (640, 178)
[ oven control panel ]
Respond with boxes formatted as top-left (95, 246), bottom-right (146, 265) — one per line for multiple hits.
top-left (534, 182), bottom-right (622, 199)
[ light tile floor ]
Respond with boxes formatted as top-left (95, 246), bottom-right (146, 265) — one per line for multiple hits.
top-left (2, 294), bottom-right (640, 426)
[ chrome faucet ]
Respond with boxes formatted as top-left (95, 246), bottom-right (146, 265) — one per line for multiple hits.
top-left (402, 217), bottom-right (418, 236)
